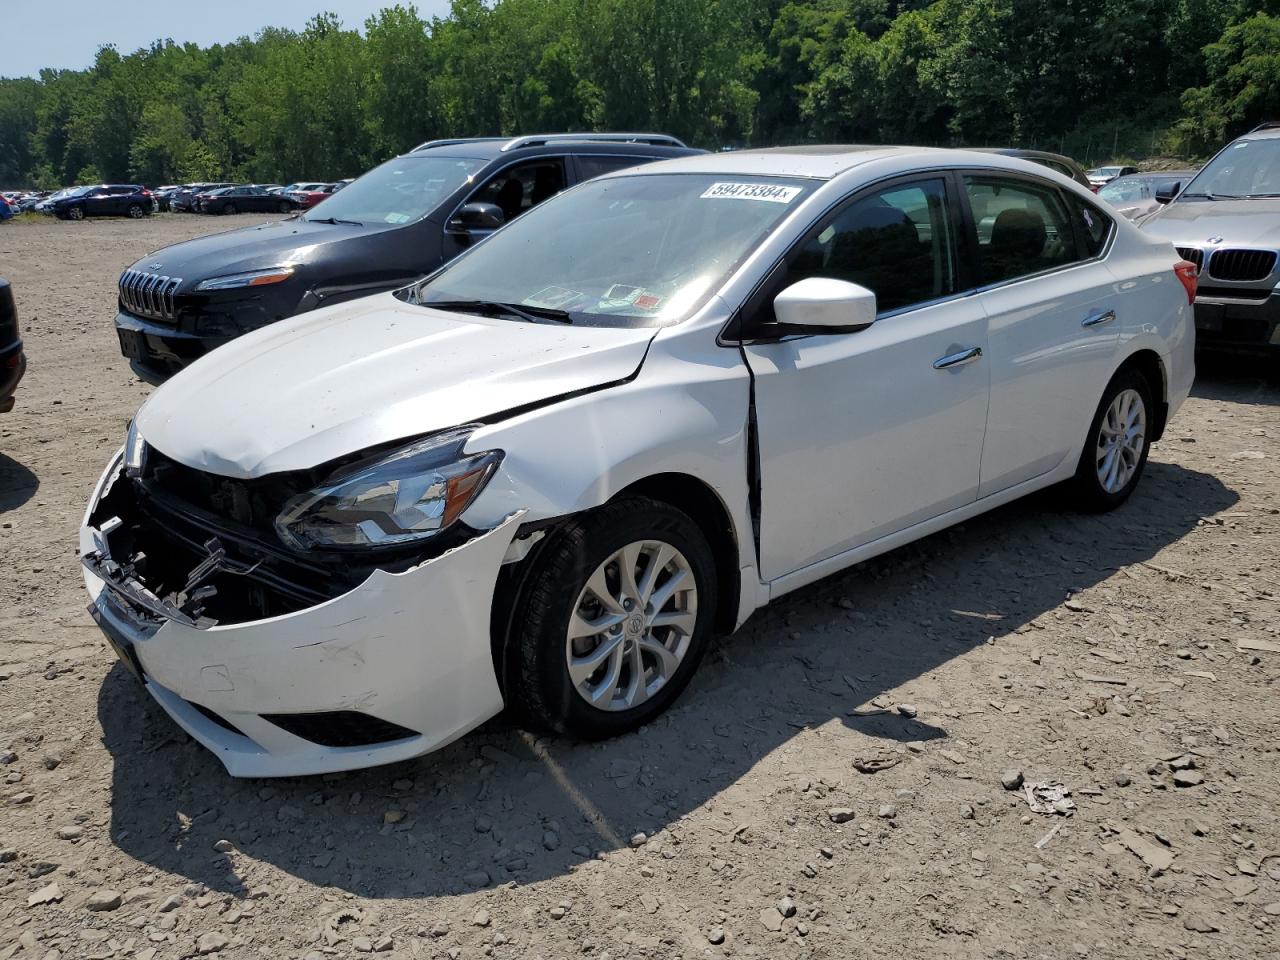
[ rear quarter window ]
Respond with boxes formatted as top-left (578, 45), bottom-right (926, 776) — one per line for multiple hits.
top-left (1068, 195), bottom-right (1113, 257)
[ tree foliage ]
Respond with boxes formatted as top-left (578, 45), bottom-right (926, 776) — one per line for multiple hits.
top-left (0, 0), bottom-right (1275, 187)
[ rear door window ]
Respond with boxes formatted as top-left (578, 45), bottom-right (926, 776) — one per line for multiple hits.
top-left (576, 155), bottom-right (651, 180)
top-left (963, 176), bottom-right (1080, 284)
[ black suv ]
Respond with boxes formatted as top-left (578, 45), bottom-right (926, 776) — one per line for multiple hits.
top-left (115, 134), bottom-right (701, 382)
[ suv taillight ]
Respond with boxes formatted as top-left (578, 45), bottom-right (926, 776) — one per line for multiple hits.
top-left (1174, 260), bottom-right (1198, 304)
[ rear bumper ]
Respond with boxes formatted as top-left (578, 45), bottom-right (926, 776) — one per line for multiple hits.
top-left (0, 340), bottom-right (25, 412)
top-left (1193, 292), bottom-right (1280, 354)
top-left (81, 452), bottom-right (521, 777)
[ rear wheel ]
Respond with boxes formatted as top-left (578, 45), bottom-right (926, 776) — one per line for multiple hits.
top-left (1070, 368), bottom-right (1153, 511)
top-left (508, 497), bottom-right (717, 739)
top-left (278, 200), bottom-right (292, 213)
top-left (127, 203), bottom-right (144, 219)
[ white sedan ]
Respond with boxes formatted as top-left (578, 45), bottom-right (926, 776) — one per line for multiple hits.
top-left (81, 147), bottom-right (1196, 776)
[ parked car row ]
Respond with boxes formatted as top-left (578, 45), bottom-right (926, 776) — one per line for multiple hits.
top-left (82, 130), bottom-right (1200, 777)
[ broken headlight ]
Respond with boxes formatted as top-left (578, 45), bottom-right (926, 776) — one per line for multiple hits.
top-left (274, 427), bottom-right (502, 550)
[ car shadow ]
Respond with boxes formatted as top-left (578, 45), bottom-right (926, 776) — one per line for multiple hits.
top-left (97, 459), bottom-right (1236, 900)
top-left (0, 453), bottom-right (38, 512)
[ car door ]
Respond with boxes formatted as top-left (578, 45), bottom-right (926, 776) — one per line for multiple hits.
top-left (83, 187), bottom-right (112, 216)
top-left (961, 172), bottom-right (1121, 497)
top-left (739, 175), bottom-right (990, 581)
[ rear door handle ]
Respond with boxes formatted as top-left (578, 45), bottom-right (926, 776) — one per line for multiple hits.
top-left (1082, 309), bottom-right (1116, 327)
top-left (933, 346), bottom-right (983, 369)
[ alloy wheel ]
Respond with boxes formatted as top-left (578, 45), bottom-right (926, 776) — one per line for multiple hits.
top-left (564, 540), bottom-right (698, 712)
top-left (1096, 387), bottom-right (1146, 493)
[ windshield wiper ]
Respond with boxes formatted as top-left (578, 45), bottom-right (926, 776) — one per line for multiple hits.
top-left (423, 299), bottom-right (573, 324)
top-left (1179, 192), bottom-right (1244, 201)
top-left (306, 216), bottom-right (363, 226)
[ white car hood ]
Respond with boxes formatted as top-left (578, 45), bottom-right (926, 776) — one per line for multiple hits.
top-left (136, 293), bottom-right (656, 478)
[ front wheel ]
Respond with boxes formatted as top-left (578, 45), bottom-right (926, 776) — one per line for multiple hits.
top-left (222, 203), bottom-right (237, 215)
top-left (67, 205), bottom-right (85, 221)
top-left (278, 200), bottom-right (292, 213)
top-left (507, 497), bottom-right (718, 740)
top-left (1069, 368), bottom-right (1153, 511)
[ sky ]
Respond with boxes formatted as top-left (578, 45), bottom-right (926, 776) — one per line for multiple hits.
top-left (2, 0), bottom-right (453, 78)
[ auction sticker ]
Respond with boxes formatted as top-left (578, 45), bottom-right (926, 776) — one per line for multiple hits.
top-left (700, 182), bottom-right (802, 203)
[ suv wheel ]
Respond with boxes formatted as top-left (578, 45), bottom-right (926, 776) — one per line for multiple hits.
top-left (127, 203), bottom-right (144, 219)
top-left (67, 205), bottom-right (85, 221)
top-left (222, 202), bottom-right (237, 216)
top-left (507, 496), bottom-right (717, 740)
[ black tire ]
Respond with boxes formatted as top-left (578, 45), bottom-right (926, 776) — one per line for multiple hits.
top-left (127, 203), bottom-right (144, 219)
top-left (278, 200), bottom-right (292, 213)
top-left (1069, 367), bottom-right (1154, 512)
top-left (67, 205), bottom-right (85, 221)
top-left (222, 203), bottom-right (237, 215)
top-left (507, 496), bottom-right (718, 740)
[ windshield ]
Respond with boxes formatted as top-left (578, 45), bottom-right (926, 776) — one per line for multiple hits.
top-left (1099, 178), bottom-right (1154, 202)
top-left (66, 186), bottom-right (95, 197)
top-left (411, 173), bottom-right (813, 327)
top-left (302, 156), bottom-right (486, 225)
top-left (1182, 138), bottom-right (1280, 199)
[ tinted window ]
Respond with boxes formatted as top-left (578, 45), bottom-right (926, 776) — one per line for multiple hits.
top-left (472, 160), bottom-right (567, 221)
top-left (964, 176), bottom-right (1078, 284)
top-left (301, 157), bottom-right (486, 226)
top-left (775, 179), bottom-right (958, 315)
top-left (1068, 194), bottom-right (1112, 257)
top-left (577, 155), bottom-right (651, 180)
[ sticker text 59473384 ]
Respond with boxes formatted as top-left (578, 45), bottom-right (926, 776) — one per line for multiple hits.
top-left (700, 182), bottom-right (803, 204)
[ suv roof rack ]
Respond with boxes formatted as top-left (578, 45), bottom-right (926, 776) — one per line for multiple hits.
top-left (1248, 121), bottom-right (1280, 133)
top-left (411, 137), bottom-right (509, 152)
top-left (499, 132), bottom-right (686, 151)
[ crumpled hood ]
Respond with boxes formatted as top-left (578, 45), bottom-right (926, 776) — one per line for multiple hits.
top-left (136, 293), bottom-right (655, 478)
top-left (1141, 199), bottom-right (1280, 247)
top-left (129, 218), bottom-right (385, 283)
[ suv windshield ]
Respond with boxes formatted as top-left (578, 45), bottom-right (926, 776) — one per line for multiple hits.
top-left (410, 173), bottom-right (813, 327)
top-left (302, 156), bottom-right (486, 225)
top-left (1182, 138), bottom-right (1280, 199)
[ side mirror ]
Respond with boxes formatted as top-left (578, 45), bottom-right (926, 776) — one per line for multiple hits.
top-left (1155, 183), bottom-right (1180, 204)
top-left (448, 202), bottom-right (505, 234)
top-left (772, 277), bottom-right (877, 334)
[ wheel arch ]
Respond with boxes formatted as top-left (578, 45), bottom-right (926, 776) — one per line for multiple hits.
top-left (1116, 348), bottom-right (1168, 442)
top-left (487, 471), bottom-right (743, 700)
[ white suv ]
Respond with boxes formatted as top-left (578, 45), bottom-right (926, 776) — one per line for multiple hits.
top-left (82, 147), bottom-right (1196, 776)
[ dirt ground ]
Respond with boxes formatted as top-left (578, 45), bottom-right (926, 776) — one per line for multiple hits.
top-left (0, 214), bottom-right (1278, 960)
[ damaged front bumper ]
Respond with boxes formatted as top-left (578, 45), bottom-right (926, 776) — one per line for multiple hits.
top-left (81, 451), bottom-right (522, 777)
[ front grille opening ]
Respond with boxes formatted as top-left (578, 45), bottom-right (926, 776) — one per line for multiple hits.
top-left (189, 701), bottom-right (247, 738)
top-left (1207, 248), bottom-right (1277, 283)
top-left (261, 711), bottom-right (418, 747)
top-left (1176, 247), bottom-right (1204, 272)
top-left (119, 269), bottom-right (181, 321)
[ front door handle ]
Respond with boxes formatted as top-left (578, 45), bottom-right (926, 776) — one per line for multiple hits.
top-left (933, 346), bottom-right (983, 369)
top-left (1082, 309), bottom-right (1116, 327)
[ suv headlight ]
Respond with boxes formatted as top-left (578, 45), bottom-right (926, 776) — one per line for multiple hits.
top-left (195, 267), bottom-right (295, 291)
top-left (274, 427), bottom-right (502, 550)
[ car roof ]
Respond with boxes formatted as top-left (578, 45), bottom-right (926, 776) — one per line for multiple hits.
top-left (594, 145), bottom-right (1099, 182)
top-left (972, 147), bottom-right (1080, 166)
top-left (1111, 170), bottom-right (1198, 180)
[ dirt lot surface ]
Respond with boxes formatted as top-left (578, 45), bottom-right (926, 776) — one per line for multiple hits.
top-left (1, 215), bottom-right (1278, 960)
